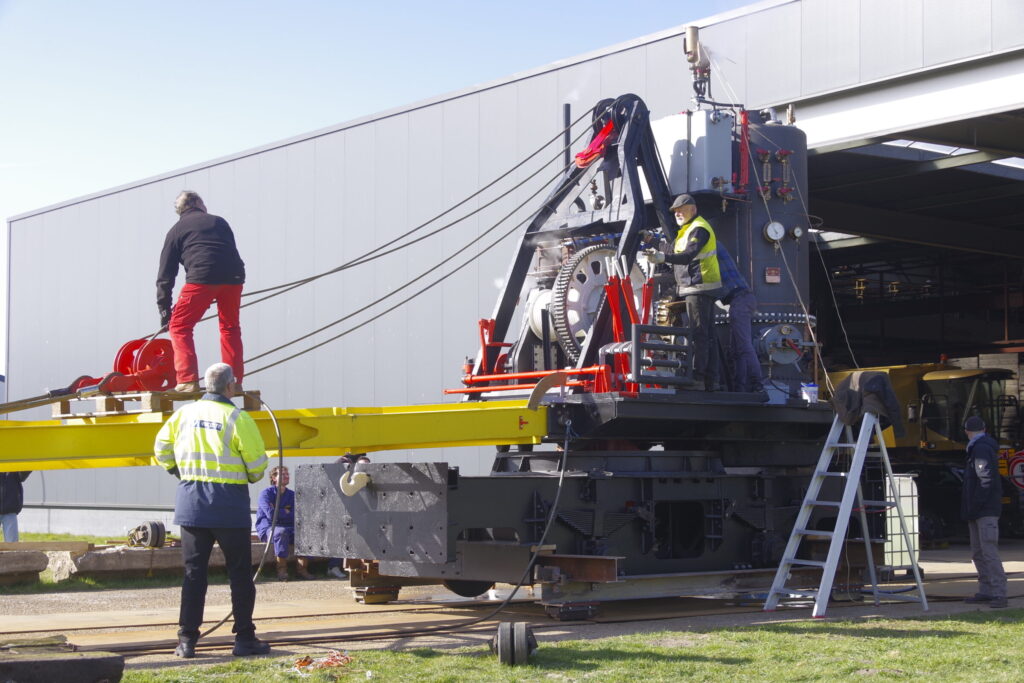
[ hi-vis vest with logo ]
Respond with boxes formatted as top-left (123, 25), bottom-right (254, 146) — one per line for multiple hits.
top-left (673, 215), bottom-right (722, 295)
top-left (154, 399), bottom-right (268, 485)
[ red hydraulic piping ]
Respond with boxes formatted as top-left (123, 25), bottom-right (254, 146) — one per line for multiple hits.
top-left (738, 110), bottom-right (750, 194)
top-left (462, 366), bottom-right (613, 384)
top-left (444, 381), bottom-right (588, 395)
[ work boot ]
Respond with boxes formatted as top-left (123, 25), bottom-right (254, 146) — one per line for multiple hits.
top-left (327, 565), bottom-right (348, 580)
top-left (174, 636), bottom-right (197, 659)
top-left (964, 594), bottom-right (994, 603)
top-left (232, 636), bottom-right (271, 657)
top-left (296, 557), bottom-right (315, 580)
top-left (174, 381), bottom-right (200, 393)
top-left (275, 557), bottom-right (289, 582)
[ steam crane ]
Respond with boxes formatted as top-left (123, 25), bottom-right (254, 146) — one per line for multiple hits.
top-left (293, 36), bottom-right (836, 615)
top-left (0, 30), bottom-right (845, 618)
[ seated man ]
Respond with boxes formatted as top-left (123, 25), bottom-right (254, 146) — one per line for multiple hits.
top-left (255, 466), bottom-right (313, 581)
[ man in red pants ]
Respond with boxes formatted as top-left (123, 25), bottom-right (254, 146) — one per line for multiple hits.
top-left (157, 191), bottom-right (246, 392)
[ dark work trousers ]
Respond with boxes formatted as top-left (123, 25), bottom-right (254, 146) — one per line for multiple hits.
top-left (685, 293), bottom-right (716, 388)
top-left (727, 290), bottom-right (764, 392)
top-left (968, 516), bottom-right (1007, 599)
top-left (179, 525), bottom-right (256, 641)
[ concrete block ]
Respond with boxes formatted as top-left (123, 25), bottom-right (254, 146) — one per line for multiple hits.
top-left (0, 550), bottom-right (49, 584)
top-left (47, 543), bottom-right (269, 581)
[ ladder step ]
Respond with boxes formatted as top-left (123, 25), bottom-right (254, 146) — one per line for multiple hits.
top-left (784, 559), bottom-right (827, 568)
top-left (806, 499), bottom-right (842, 508)
top-left (816, 472), bottom-right (848, 478)
top-left (775, 589), bottom-right (819, 598)
top-left (831, 442), bottom-right (859, 448)
top-left (794, 528), bottom-right (834, 538)
top-left (860, 500), bottom-right (895, 507)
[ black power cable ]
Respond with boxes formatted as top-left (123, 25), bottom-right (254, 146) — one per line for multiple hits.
top-left (243, 156), bottom-right (584, 370)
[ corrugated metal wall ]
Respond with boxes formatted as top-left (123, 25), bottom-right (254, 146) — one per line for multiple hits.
top-left (9, 0), bottom-right (1021, 527)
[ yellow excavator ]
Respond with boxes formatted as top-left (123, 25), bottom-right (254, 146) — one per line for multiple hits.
top-left (829, 362), bottom-right (1022, 541)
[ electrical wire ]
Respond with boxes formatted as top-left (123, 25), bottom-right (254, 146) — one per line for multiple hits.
top-left (238, 106), bottom-right (598, 300)
top-left (242, 124), bottom-right (600, 373)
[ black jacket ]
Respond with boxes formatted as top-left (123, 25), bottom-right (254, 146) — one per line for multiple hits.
top-left (156, 209), bottom-right (246, 313)
top-left (0, 472), bottom-right (31, 515)
top-left (961, 433), bottom-right (1002, 521)
top-left (831, 371), bottom-right (906, 438)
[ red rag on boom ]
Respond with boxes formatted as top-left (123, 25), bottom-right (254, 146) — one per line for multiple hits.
top-left (574, 120), bottom-right (615, 168)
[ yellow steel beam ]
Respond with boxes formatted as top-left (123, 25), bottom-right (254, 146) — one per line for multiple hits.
top-left (0, 400), bottom-right (548, 472)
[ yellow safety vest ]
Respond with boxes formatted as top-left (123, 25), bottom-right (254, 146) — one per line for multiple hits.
top-left (673, 214), bottom-right (722, 295)
top-left (153, 399), bottom-right (268, 485)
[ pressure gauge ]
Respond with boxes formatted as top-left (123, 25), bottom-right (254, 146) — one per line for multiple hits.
top-left (763, 221), bottom-right (785, 242)
top-left (791, 225), bottom-right (804, 240)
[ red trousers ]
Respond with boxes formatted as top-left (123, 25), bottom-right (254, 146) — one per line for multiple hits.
top-left (169, 283), bottom-right (244, 384)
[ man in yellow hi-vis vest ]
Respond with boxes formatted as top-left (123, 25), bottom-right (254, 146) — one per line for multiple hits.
top-left (644, 194), bottom-right (722, 390)
top-left (154, 362), bottom-right (270, 659)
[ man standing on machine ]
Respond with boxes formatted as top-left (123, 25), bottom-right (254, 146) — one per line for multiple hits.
top-left (154, 363), bottom-right (270, 658)
top-left (644, 194), bottom-right (722, 390)
top-left (157, 191), bottom-right (246, 393)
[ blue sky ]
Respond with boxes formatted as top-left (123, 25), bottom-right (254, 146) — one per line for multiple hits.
top-left (0, 0), bottom-right (753, 376)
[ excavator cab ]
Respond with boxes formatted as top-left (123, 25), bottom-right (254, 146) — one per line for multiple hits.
top-left (917, 368), bottom-right (1019, 448)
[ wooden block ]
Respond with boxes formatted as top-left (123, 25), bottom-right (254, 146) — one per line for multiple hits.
top-left (93, 396), bottom-right (123, 413)
top-left (243, 390), bottom-right (262, 411)
top-left (140, 393), bottom-right (170, 413)
top-left (0, 541), bottom-right (93, 552)
top-left (50, 400), bottom-right (71, 418)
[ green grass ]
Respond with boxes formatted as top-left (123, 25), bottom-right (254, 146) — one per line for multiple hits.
top-left (122, 610), bottom-right (1024, 682)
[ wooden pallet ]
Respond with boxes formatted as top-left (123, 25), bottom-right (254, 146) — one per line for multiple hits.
top-left (52, 389), bottom-right (262, 418)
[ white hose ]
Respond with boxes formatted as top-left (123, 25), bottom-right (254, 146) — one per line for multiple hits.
top-left (340, 470), bottom-right (370, 496)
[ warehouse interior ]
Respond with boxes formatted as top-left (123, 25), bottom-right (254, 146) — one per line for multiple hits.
top-left (807, 108), bottom-right (1024, 369)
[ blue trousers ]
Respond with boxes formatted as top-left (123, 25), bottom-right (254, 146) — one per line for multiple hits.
top-left (727, 290), bottom-right (763, 392)
top-left (259, 525), bottom-right (294, 559)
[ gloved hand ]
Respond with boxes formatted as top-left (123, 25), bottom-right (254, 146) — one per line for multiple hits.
top-left (643, 248), bottom-right (666, 265)
top-left (638, 229), bottom-right (655, 244)
top-left (159, 307), bottom-right (171, 329)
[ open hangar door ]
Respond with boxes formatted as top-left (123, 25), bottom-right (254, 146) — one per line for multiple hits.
top-left (804, 109), bottom-right (1024, 369)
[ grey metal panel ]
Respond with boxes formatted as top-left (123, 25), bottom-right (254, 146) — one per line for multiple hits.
top-left (859, 0), bottom-right (923, 83)
top-left (642, 35), bottom-right (692, 118)
top-left (700, 16), bottom-right (749, 106)
top-left (600, 44), bottom-right (647, 102)
top-left (745, 2), bottom-right (803, 106)
top-left (800, 0), bottom-right (861, 95)
top-left (922, 0), bottom-right (992, 67)
top-left (992, 0), bottom-right (1024, 51)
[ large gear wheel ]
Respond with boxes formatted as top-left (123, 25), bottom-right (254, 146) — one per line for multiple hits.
top-left (550, 245), bottom-right (645, 363)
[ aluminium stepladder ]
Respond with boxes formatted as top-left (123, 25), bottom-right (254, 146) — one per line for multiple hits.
top-left (763, 411), bottom-right (928, 617)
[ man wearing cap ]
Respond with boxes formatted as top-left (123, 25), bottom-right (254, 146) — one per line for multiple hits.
top-left (961, 416), bottom-right (1007, 608)
top-left (644, 194), bottom-right (722, 390)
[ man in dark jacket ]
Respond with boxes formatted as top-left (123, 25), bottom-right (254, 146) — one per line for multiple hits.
top-left (960, 416), bottom-right (1007, 608)
top-left (157, 191), bottom-right (246, 393)
top-left (0, 471), bottom-right (31, 542)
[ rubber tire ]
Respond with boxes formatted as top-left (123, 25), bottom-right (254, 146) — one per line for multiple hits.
top-left (496, 622), bottom-right (514, 665)
top-left (443, 579), bottom-right (495, 598)
top-left (513, 622), bottom-right (531, 666)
